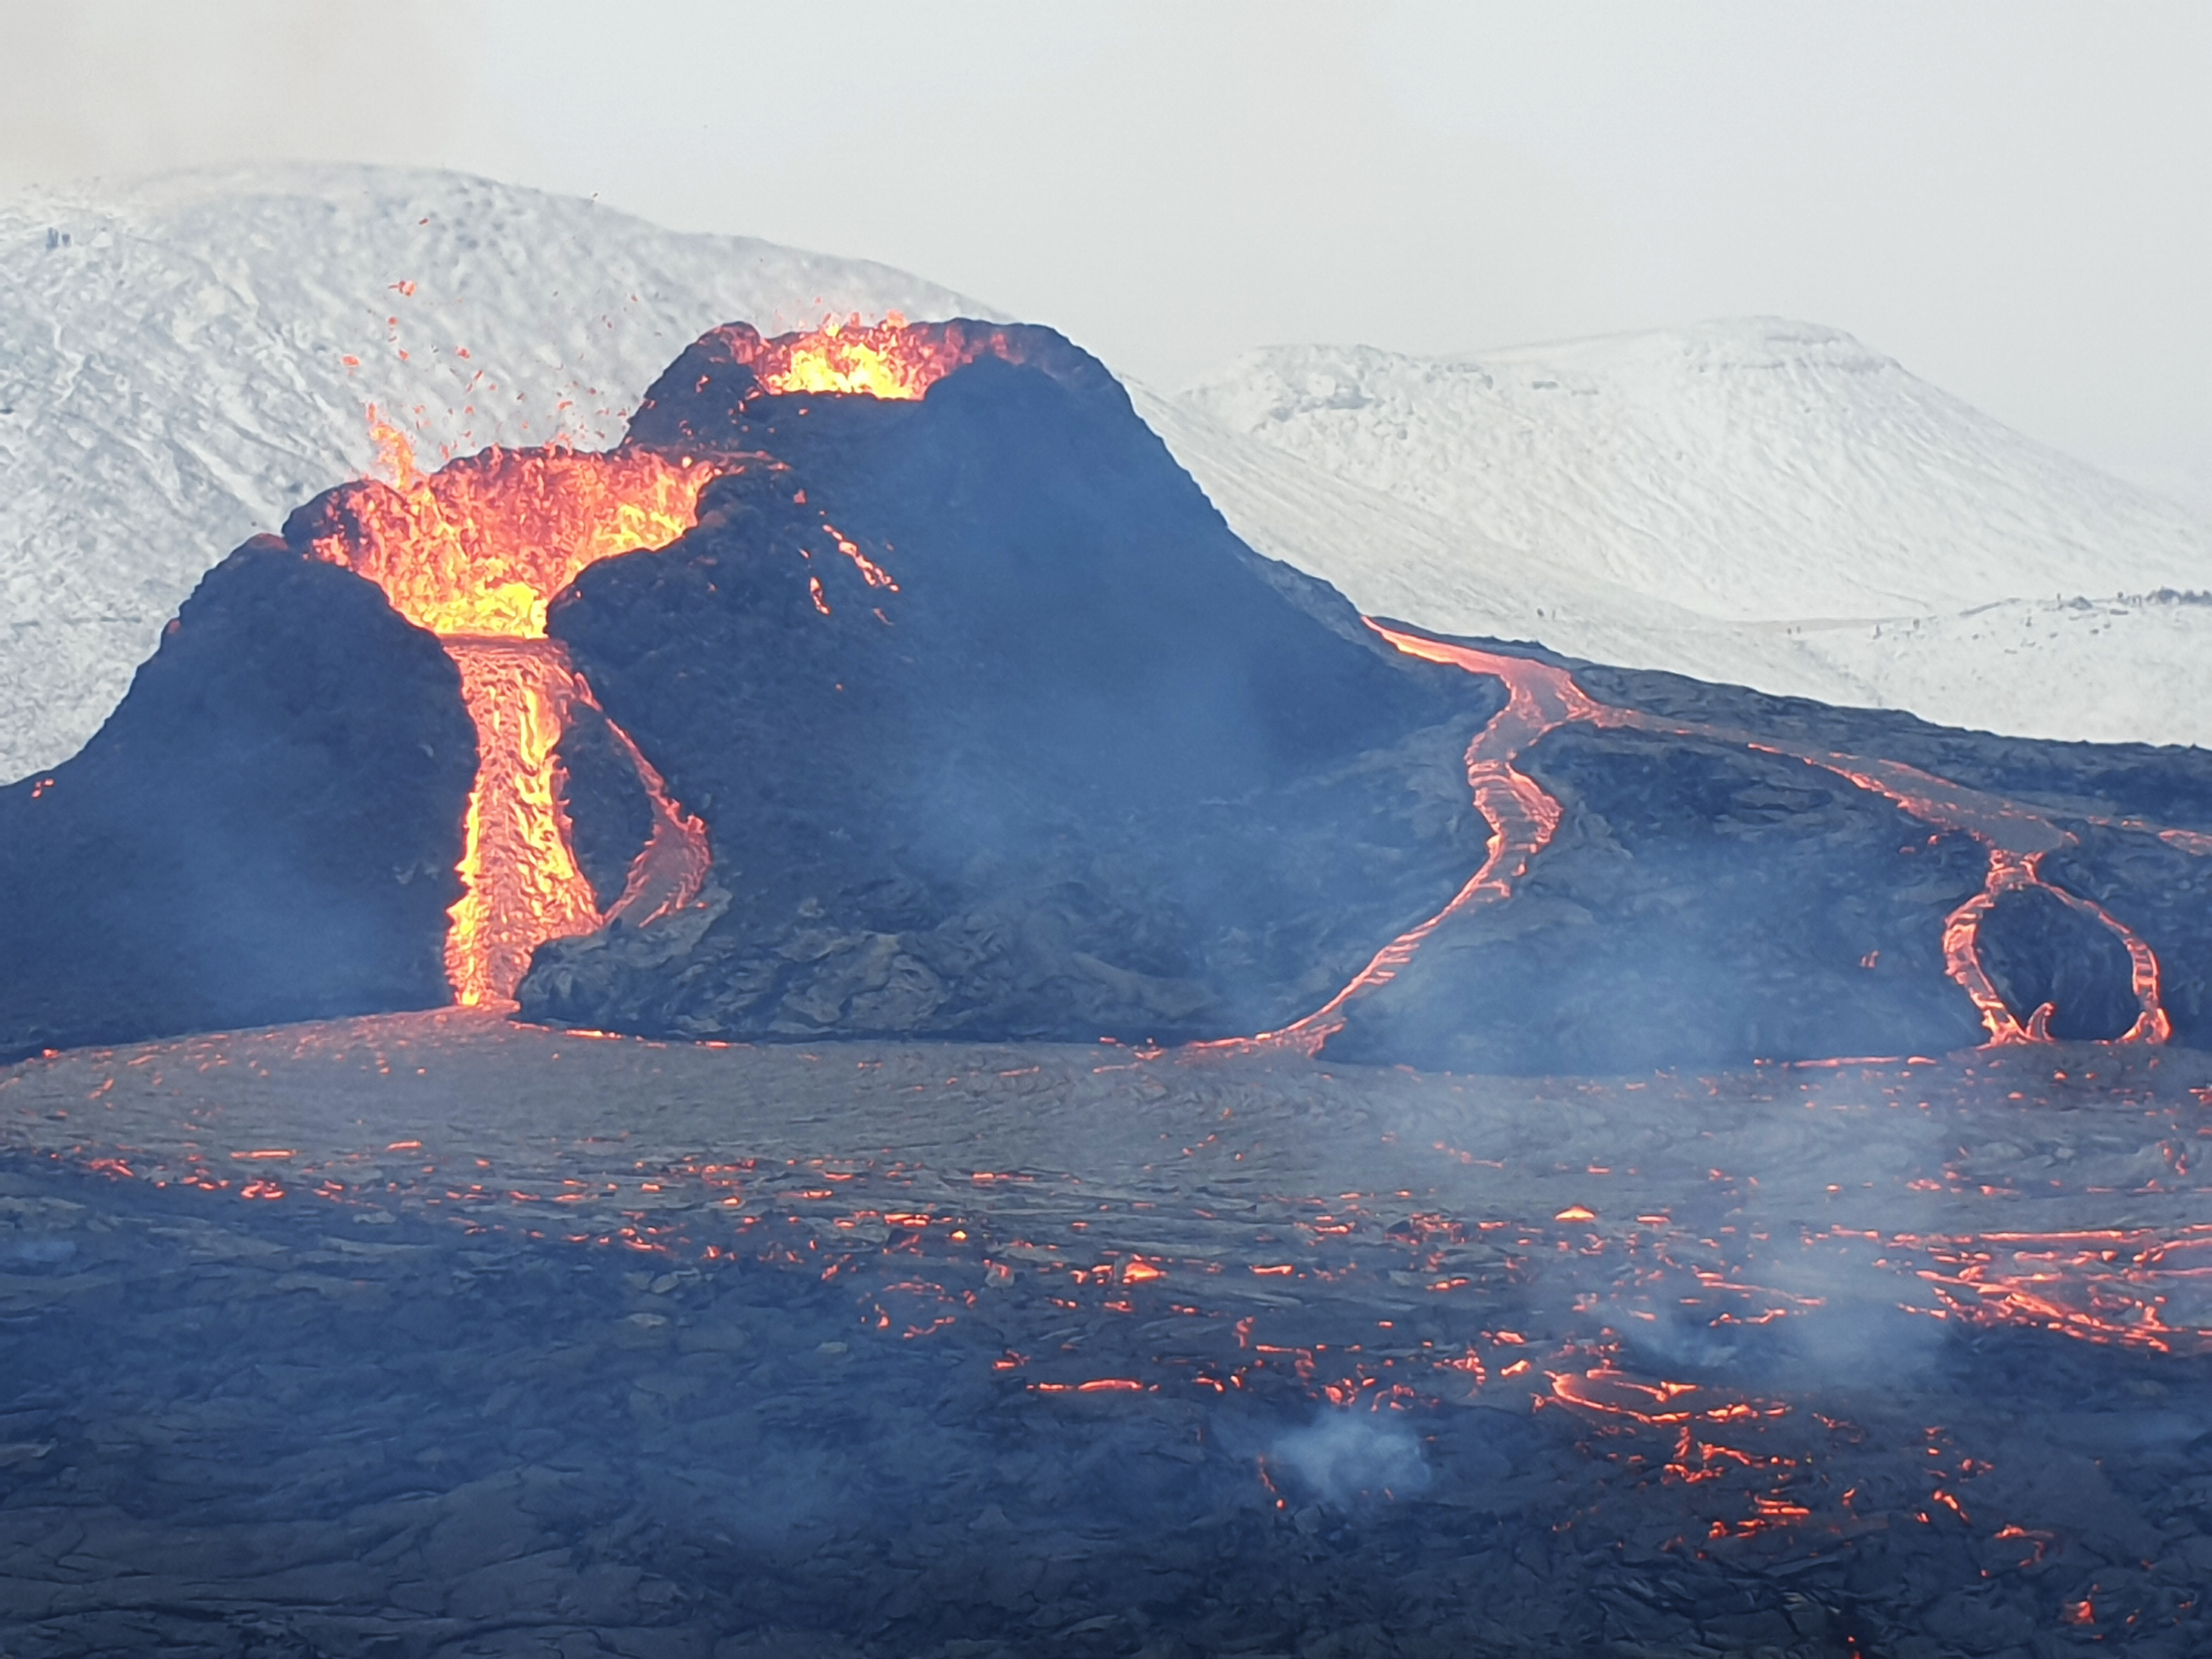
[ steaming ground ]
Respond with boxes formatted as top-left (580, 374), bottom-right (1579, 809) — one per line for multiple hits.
top-left (3, 1018), bottom-right (2210, 1655)
top-left (9, 167), bottom-right (2212, 786)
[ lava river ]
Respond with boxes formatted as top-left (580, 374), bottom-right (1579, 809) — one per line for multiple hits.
top-left (308, 316), bottom-right (1014, 1007)
top-left (1240, 625), bottom-right (2196, 1058)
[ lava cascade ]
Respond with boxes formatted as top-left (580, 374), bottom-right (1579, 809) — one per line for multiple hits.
top-left (708, 314), bottom-right (1025, 400)
top-left (311, 417), bottom-right (714, 1006)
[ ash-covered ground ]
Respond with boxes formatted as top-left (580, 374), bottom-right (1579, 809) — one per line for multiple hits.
top-left (2, 1020), bottom-right (2209, 1658)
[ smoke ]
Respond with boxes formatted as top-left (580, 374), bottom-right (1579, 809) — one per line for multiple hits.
top-left (1267, 1407), bottom-right (1431, 1509)
top-left (1617, 1238), bottom-right (1953, 1391)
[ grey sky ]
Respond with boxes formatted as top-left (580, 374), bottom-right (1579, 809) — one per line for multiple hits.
top-left (3, 1), bottom-right (2206, 506)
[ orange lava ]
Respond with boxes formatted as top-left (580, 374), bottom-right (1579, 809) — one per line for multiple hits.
top-left (1941, 850), bottom-right (2169, 1045)
top-left (440, 639), bottom-right (606, 1007)
top-left (1247, 622), bottom-right (2195, 1058)
top-left (318, 414), bottom-right (722, 638)
top-left (1905, 1225), bottom-right (2212, 1354)
top-left (313, 419), bottom-right (714, 1006)
top-left (707, 315), bottom-right (1022, 402)
top-left (1226, 630), bottom-right (1596, 1055)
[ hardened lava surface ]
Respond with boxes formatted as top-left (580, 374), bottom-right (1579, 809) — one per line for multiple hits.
top-left (3, 1018), bottom-right (2211, 1657)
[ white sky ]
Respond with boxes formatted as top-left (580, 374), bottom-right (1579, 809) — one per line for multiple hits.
top-left (3, 0), bottom-right (2207, 506)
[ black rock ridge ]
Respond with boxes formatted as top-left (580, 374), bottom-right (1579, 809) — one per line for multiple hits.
top-left (0, 542), bottom-right (475, 1062)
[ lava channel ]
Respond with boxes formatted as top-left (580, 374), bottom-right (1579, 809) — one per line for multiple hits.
top-left (1246, 623), bottom-right (2192, 1057)
top-left (312, 414), bottom-right (714, 1006)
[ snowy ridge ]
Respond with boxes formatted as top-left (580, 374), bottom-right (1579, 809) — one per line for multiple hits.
top-left (1179, 322), bottom-right (2212, 622)
top-left (4, 167), bottom-right (2210, 780)
top-left (1158, 321), bottom-right (2212, 746)
top-left (0, 165), bottom-right (990, 782)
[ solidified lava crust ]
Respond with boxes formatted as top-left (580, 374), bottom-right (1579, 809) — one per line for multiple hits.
top-left (2, 1018), bottom-right (2210, 1656)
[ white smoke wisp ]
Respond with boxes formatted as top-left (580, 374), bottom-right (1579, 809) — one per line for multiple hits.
top-left (1267, 1407), bottom-right (1431, 1509)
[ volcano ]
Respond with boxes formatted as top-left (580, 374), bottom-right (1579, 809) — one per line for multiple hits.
top-left (5, 318), bottom-right (2212, 1072)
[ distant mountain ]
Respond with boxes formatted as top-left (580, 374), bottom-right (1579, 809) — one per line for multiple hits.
top-left (5, 170), bottom-right (2208, 787)
top-left (1157, 320), bottom-right (2212, 745)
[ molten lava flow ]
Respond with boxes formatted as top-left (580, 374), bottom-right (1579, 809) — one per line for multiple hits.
top-left (442, 639), bottom-right (603, 1007)
top-left (1905, 1226), bottom-right (2212, 1355)
top-left (1940, 851), bottom-right (2168, 1045)
top-left (1245, 631), bottom-right (1602, 1054)
top-left (315, 415), bottom-right (722, 637)
top-left (707, 315), bottom-right (1022, 401)
top-left (1260, 622), bottom-right (2186, 1056)
top-left (313, 420), bottom-right (716, 1006)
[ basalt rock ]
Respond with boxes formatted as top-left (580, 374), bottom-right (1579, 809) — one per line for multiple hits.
top-left (0, 541), bottom-right (474, 1060)
top-left (1327, 725), bottom-right (1995, 1073)
top-left (515, 326), bottom-right (2212, 1068)
top-left (1331, 653), bottom-right (2212, 1073)
top-left (519, 347), bottom-right (1496, 1041)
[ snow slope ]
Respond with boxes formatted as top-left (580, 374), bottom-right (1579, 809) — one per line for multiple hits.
top-left (1160, 321), bottom-right (2212, 746)
top-left (0, 165), bottom-right (990, 783)
top-left (4, 167), bottom-right (2209, 781)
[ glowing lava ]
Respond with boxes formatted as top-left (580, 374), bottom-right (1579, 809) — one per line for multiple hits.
top-left (438, 639), bottom-right (603, 1007)
top-left (708, 315), bottom-right (1025, 401)
top-left (1252, 624), bottom-right (2189, 1058)
top-left (318, 414), bottom-right (720, 638)
top-left (312, 416), bottom-right (713, 1006)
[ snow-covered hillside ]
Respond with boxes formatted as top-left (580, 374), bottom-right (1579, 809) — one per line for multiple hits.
top-left (0, 166), bottom-right (990, 783)
top-left (4, 167), bottom-right (2208, 781)
top-left (1158, 322), bottom-right (2212, 745)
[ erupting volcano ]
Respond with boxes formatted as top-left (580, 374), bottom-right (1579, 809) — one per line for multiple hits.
top-left (296, 414), bottom-right (732, 1003)
top-left (294, 318), bottom-right (1045, 1007)
top-left (9, 312), bottom-right (2212, 1073)
top-left (12, 303), bottom-right (2212, 1659)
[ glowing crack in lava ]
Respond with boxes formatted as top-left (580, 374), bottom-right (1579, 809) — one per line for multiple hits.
top-left (312, 416), bottom-right (715, 1006)
top-left (1250, 627), bottom-right (2187, 1057)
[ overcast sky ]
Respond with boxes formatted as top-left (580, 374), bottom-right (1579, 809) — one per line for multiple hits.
top-left (3, 1), bottom-right (2207, 506)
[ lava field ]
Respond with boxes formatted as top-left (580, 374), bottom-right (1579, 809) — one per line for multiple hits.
top-left (1, 1020), bottom-right (2209, 1656)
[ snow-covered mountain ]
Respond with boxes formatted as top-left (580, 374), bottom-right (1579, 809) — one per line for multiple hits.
top-left (4, 165), bottom-right (2208, 783)
top-left (0, 165), bottom-right (989, 783)
top-left (1154, 323), bottom-right (2212, 746)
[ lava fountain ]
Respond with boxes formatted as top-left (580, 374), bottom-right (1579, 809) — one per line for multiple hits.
top-left (309, 415), bottom-right (718, 1006)
top-left (306, 318), bottom-right (1008, 1007)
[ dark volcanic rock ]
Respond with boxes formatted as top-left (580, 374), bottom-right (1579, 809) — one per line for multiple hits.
top-left (515, 323), bottom-right (2212, 1069)
top-left (1974, 885), bottom-right (2141, 1041)
top-left (518, 345), bottom-right (1497, 1041)
top-left (1329, 726), bottom-right (1996, 1073)
top-left (0, 541), bottom-right (473, 1060)
top-left (2048, 827), bottom-right (2212, 1047)
top-left (555, 701), bottom-right (656, 911)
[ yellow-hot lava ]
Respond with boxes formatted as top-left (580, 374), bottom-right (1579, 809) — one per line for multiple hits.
top-left (1243, 624), bottom-right (2192, 1058)
top-left (312, 417), bottom-right (713, 1006)
top-left (710, 315), bottom-right (1022, 402)
top-left (317, 414), bottom-right (721, 639)
top-left (439, 639), bottom-right (605, 1008)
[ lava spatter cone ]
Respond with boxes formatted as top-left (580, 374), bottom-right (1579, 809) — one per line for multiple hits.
top-left (9, 315), bottom-right (2212, 1068)
top-left (524, 338), bottom-right (1492, 1042)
